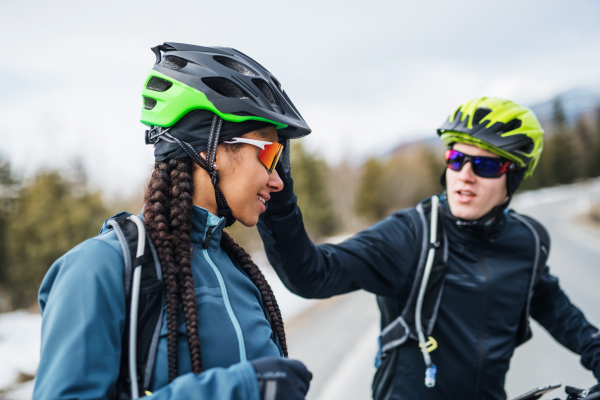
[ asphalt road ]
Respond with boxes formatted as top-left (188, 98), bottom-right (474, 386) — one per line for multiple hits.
top-left (284, 180), bottom-right (600, 400)
top-left (4, 182), bottom-right (599, 400)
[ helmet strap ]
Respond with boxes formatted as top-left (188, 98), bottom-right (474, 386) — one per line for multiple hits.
top-left (205, 115), bottom-right (236, 227)
top-left (156, 116), bottom-right (237, 227)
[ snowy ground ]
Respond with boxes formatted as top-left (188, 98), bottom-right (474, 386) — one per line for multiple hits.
top-left (2, 181), bottom-right (599, 399)
top-left (0, 311), bottom-right (41, 399)
top-left (0, 253), bottom-right (323, 398)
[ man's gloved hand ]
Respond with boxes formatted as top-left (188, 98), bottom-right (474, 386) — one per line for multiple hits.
top-left (275, 138), bottom-right (292, 190)
top-left (251, 357), bottom-right (312, 400)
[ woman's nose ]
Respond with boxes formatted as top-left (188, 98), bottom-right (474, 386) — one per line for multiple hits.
top-left (268, 168), bottom-right (284, 192)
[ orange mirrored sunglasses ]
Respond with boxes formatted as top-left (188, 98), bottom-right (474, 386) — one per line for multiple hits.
top-left (223, 137), bottom-right (284, 173)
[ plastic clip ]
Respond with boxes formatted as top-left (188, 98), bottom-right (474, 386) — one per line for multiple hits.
top-left (418, 336), bottom-right (438, 352)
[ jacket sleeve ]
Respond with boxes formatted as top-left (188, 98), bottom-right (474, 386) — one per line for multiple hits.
top-left (257, 180), bottom-right (421, 299)
top-left (33, 238), bottom-right (260, 400)
top-left (530, 266), bottom-right (600, 380)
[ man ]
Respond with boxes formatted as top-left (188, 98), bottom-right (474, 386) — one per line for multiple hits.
top-left (257, 97), bottom-right (600, 400)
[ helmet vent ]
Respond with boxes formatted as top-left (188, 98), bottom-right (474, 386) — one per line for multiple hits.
top-left (519, 140), bottom-right (534, 155)
top-left (146, 76), bottom-right (173, 92)
top-left (160, 55), bottom-right (187, 71)
top-left (473, 108), bottom-right (492, 125)
top-left (144, 96), bottom-right (157, 110)
top-left (213, 56), bottom-right (256, 76)
top-left (252, 79), bottom-right (278, 108)
top-left (501, 119), bottom-right (522, 134)
top-left (271, 76), bottom-right (282, 90)
top-left (202, 77), bottom-right (248, 99)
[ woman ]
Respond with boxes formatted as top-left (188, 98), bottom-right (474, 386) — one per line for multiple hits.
top-left (33, 42), bottom-right (312, 400)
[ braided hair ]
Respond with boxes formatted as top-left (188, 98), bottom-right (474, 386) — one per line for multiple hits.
top-left (143, 156), bottom-right (288, 382)
top-left (220, 230), bottom-right (288, 356)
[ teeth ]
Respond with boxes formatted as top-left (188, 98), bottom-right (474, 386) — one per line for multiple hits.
top-left (257, 195), bottom-right (266, 204)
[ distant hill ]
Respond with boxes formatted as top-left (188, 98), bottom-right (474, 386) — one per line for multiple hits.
top-left (387, 85), bottom-right (600, 157)
top-left (388, 136), bottom-right (444, 158)
top-left (529, 86), bottom-right (600, 127)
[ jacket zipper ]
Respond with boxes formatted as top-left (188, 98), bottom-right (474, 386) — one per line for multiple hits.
top-left (473, 241), bottom-right (490, 400)
top-left (202, 247), bottom-right (247, 362)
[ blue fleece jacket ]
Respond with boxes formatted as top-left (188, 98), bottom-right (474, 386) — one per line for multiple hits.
top-left (34, 206), bottom-right (281, 399)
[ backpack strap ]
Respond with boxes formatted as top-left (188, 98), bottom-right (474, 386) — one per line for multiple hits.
top-left (379, 207), bottom-right (425, 354)
top-left (508, 211), bottom-right (550, 345)
top-left (379, 196), bottom-right (448, 355)
top-left (107, 213), bottom-right (164, 399)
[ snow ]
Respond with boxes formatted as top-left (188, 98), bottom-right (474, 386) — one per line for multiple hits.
top-left (0, 252), bottom-right (316, 398)
top-left (5, 180), bottom-right (600, 398)
top-left (0, 310), bottom-right (41, 398)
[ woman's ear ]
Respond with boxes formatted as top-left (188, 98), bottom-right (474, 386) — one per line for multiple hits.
top-left (214, 144), bottom-right (238, 172)
top-left (198, 151), bottom-right (219, 169)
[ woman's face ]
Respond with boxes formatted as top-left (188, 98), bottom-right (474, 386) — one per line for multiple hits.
top-left (216, 126), bottom-right (283, 227)
top-left (446, 143), bottom-right (508, 220)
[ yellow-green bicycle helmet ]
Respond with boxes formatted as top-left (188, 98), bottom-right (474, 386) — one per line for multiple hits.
top-left (437, 97), bottom-right (544, 178)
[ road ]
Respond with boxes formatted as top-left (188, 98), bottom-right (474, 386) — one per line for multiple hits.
top-left (2, 181), bottom-right (599, 400)
top-left (282, 179), bottom-right (600, 400)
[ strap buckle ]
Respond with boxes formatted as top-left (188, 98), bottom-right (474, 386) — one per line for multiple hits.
top-left (418, 336), bottom-right (438, 352)
top-left (145, 127), bottom-right (172, 145)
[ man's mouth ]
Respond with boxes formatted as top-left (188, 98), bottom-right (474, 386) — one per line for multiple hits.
top-left (455, 190), bottom-right (476, 203)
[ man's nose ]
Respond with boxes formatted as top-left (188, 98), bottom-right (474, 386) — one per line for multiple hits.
top-left (458, 161), bottom-right (477, 182)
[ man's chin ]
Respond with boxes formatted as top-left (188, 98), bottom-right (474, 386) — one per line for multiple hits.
top-left (448, 202), bottom-right (485, 221)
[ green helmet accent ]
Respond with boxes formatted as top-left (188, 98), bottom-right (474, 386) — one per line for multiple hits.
top-left (437, 97), bottom-right (544, 178)
top-left (141, 70), bottom-right (288, 130)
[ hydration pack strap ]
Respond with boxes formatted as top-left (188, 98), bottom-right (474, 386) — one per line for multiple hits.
top-left (378, 196), bottom-right (448, 388)
top-left (379, 197), bottom-right (448, 354)
top-left (378, 203), bottom-right (428, 354)
top-left (414, 195), bottom-right (440, 387)
top-left (107, 213), bottom-right (164, 399)
top-left (508, 211), bottom-right (550, 346)
top-left (380, 314), bottom-right (411, 354)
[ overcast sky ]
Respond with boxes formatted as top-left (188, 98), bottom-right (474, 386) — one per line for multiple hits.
top-left (1, 0), bottom-right (599, 197)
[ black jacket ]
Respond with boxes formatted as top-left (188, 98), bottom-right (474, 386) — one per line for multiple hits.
top-left (257, 183), bottom-right (600, 400)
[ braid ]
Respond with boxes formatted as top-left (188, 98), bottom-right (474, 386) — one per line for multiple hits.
top-left (220, 231), bottom-right (288, 357)
top-left (144, 157), bottom-right (287, 382)
top-left (168, 158), bottom-right (203, 374)
top-left (143, 161), bottom-right (179, 382)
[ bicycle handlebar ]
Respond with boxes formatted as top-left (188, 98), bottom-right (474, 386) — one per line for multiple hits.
top-left (513, 383), bottom-right (600, 400)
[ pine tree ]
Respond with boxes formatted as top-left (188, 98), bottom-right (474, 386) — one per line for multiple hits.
top-left (290, 141), bottom-right (339, 237)
top-left (547, 98), bottom-right (578, 185)
top-left (572, 116), bottom-right (593, 178)
top-left (355, 157), bottom-right (391, 222)
top-left (0, 159), bottom-right (19, 310)
top-left (384, 144), bottom-right (445, 209)
top-left (2, 169), bottom-right (109, 309)
top-left (588, 107), bottom-right (600, 178)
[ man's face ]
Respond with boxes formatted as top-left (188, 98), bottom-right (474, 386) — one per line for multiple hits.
top-left (446, 143), bottom-right (508, 220)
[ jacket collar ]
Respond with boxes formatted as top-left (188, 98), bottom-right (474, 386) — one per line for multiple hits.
top-left (190, 206), bottom-right (226, 248)
top-left (440, 197), bottom-right (506, 240)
